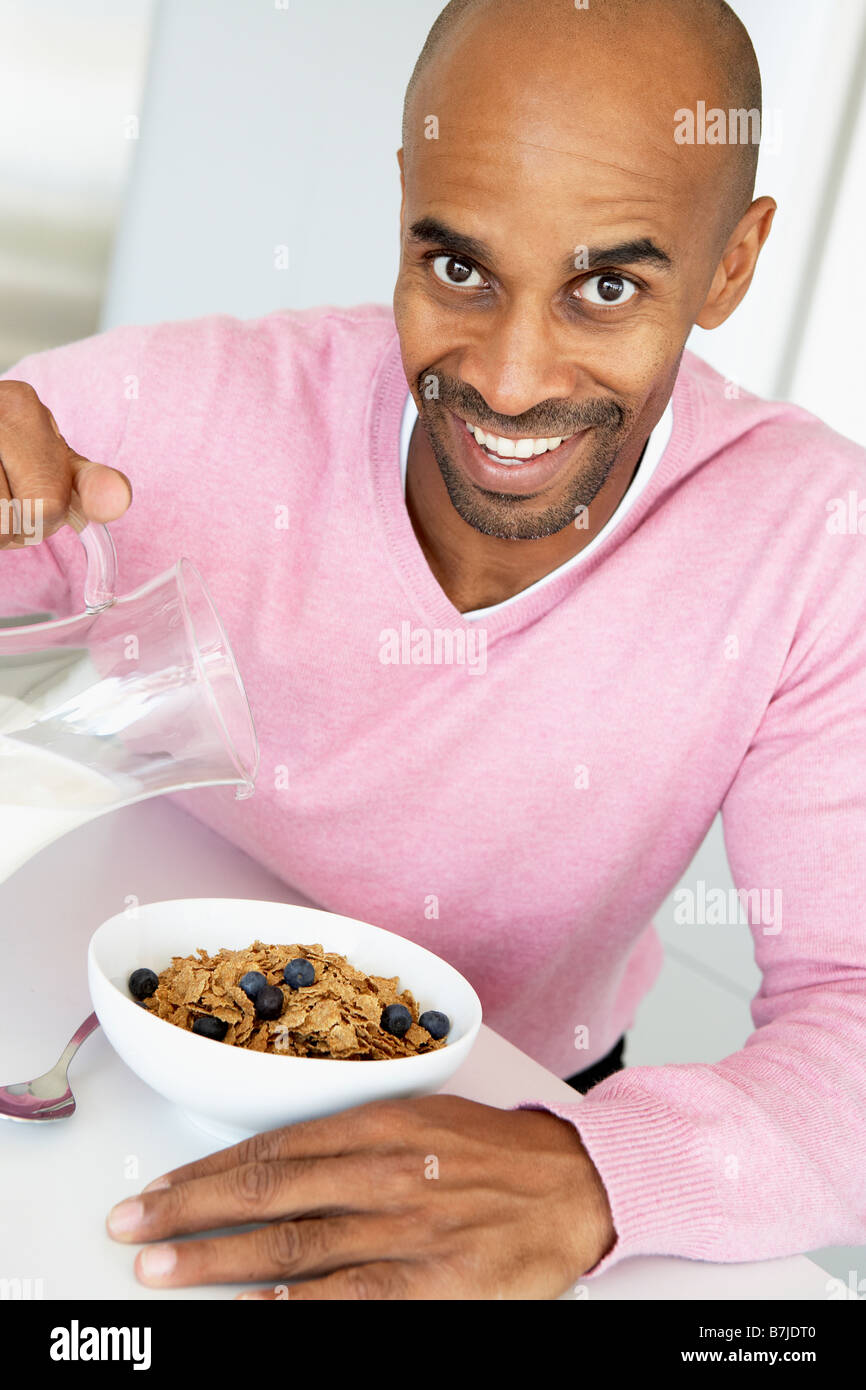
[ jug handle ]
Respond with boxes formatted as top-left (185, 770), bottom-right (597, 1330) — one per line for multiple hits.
top-left (68, 489), bottom-right (118, 613)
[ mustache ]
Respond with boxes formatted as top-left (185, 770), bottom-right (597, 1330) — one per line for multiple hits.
top-left (417, 373), bottom-right (627, 437)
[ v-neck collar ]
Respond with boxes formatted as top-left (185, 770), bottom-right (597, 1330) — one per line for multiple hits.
top-left (367, 330), bottom-right (700, 639)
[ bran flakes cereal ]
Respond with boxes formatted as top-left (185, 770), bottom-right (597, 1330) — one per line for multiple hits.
top-left (141, 940), bottom-right (448, 1059)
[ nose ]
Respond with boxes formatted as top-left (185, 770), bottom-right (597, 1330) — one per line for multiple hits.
top-left (457, 297), bottom-right (577, 426)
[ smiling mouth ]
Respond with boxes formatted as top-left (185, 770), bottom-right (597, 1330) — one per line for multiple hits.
top-left (458, 417), bottom-right (578, 466)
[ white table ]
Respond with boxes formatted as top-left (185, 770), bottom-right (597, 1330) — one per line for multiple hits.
top-left (0, 795), bottom-right (831, 1300)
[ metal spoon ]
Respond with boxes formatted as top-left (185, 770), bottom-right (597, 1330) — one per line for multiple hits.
top-left (0, 1012), bottom-right (100, 1121)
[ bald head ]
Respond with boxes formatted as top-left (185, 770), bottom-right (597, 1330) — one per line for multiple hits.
top-left (402, 0), bottom-right (762, 237)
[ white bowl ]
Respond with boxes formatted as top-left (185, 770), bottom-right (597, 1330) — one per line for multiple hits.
top-left (88, 897), bottom-right (483, 1142)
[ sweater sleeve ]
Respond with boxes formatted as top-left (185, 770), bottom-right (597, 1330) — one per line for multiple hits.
top-left (0, 324), bottom-right (146, 617)
top-left (512, 489), bottom-right (866, 1277)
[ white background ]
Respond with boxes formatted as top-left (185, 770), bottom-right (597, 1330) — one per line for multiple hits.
top-left (0, 0), bottom-right (152, 366)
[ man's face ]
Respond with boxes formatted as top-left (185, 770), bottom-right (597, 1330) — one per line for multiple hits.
top-left (393, 15), bottom-right (732, 541)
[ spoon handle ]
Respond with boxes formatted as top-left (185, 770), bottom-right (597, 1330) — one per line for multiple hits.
top-left (55, 1011), bottom-right (100, 1072)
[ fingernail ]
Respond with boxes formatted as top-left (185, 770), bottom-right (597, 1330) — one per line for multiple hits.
top-left (107, 1199), bottom-right (144, 1235)
top-left (142, 1177), bottom-right (171, 1193)
top-left (139, 1244), bottom-right (177, 1279)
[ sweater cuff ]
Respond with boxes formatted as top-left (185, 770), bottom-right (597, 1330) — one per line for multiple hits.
top-left (512, 1082), bottom-right (726, 1278)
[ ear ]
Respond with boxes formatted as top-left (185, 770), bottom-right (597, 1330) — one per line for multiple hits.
top-left (695, 196), bottom-right (777, 330)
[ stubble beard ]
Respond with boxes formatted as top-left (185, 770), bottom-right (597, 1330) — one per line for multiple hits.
top-left (424, 416), bottom-right (626, 540)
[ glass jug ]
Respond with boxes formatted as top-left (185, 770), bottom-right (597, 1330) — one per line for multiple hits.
top-left (0, 519), bottom-right (259, 886)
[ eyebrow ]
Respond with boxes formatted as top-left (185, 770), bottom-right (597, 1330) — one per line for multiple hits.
top-left (408, 216), bottom-right (675, 277)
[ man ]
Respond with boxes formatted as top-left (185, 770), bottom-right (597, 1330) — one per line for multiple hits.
top-left (1, 0), bottom-right (864, 1300)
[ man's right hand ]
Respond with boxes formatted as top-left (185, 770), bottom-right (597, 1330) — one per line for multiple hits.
top-left (0, 379), bottom-right (132, 549)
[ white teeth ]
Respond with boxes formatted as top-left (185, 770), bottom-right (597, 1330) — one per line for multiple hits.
top-left (464, 419), bottom-right (573, 462)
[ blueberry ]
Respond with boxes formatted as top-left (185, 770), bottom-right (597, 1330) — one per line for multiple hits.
top-left (239, 970), bottom-right (267, 1001)
top-left (380, 1003), bottom-right (412, 1037)
top-left (418, 1010), bottom-right (450, 1040)
top-left (128, 968), bottom-right (159, 1001)
top-left (283, 958), bottom-right (315, 990)
top-left (255, 984), bottom-right (284, 1020)
top-left (192, 1015), bottom-right (228, 1041)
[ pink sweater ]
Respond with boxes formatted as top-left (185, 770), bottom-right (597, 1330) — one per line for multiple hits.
top-left (3, 306), bottom-right (866, 1277)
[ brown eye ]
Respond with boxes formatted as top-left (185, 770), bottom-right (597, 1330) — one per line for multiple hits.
top-left (431, 254), bottom-right (485, 288)
top-left (577, 273), bottom-right (638, 307)
top-left (599, 275), bottom-right (625, 301)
